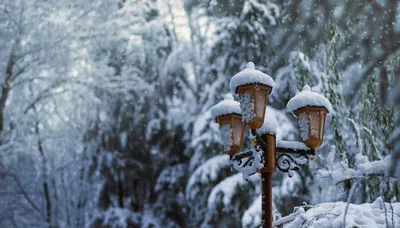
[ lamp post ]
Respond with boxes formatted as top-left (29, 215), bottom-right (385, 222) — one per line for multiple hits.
top-left (210, 62), bottom-right (332, 228)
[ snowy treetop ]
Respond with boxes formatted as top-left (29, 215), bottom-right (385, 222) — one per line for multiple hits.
top-left (286, 85), bottom-right (333, 114)
top-left (230, 62), bottom-right (275, 94)
top-left (210, 93), bottom-right (241, 121)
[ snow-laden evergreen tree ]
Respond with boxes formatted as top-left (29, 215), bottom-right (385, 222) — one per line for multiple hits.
top-left (275, 0), bottom-right (400, 180)
top-left (77, 0), bottom-right (198, 227)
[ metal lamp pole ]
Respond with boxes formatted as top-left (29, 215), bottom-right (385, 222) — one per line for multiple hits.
top-left (251, 132), bottom-right (314, 228)
top-left (231, 123), bottom-right (320, 228)
top-left (212, 62), bottom-right (332, 228)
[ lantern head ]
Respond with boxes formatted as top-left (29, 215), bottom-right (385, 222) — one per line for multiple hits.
top-left (211, 94), bottom-right (245, 156)
top-left (287, 85), bottom-right (332, 150)
top-left (230, 62), bottom-right (275, 129)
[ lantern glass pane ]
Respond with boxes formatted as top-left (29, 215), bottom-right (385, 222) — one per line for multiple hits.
top-left (298, 112), bottom-right (309, 141)
top-left (239, 89), bottom-right (255, 123)
top-left (319, 113), bottom-right (325, 138)
top-left (309, 111), bottom-right (320, 137)
top-left (255, 88), bottom-right (267, 118)
top-left (218, 116), bottom-right (233, 152)
top-left (233, 117), bottom-right (243, 146)
top-left (219, 117), bottom-right (230, 127)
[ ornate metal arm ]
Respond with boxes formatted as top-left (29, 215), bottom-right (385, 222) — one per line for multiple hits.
top-left (276, 153), bottom-right (309, 177)
top-left (231, 132), bottom-right (316, 178)
top-left (275, 141), bottom-right (315, 177)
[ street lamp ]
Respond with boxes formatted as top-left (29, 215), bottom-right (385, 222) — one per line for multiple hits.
top-left (211, 62), bottom-right (332, 228)
top-left (286, 85), bottom-right (331, 149)
top-left (230, 62), bottom-right (274, 129)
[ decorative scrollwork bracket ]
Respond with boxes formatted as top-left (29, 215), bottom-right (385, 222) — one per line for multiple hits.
top-left (276, 153), bottom-right (309, 178)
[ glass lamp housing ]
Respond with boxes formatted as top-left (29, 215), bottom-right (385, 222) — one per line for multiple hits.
top-left (294, 106), bottom-right (328, 149)
top-left (216, 114), bottom-right (245, 156)
top-left (236, 83), bottom-right (271, 129)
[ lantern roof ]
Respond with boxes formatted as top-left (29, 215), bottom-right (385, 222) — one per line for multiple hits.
top-left (286, 85), bottom-right (333, 114)
top-left (211, 94), bottom-right (241, 120)
top-left (230, 62), bottom-right (275, 94)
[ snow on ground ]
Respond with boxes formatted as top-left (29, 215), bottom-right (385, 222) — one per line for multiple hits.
top-left (275, 197), bottom-right (400, 228)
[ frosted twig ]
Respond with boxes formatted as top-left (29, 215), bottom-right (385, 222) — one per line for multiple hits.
top-left (0, 130), bottom-right (16, 151)
top-left (9, 173), bottom-right (45, 219)
top-left (389, 202), bottom-right (394, 228)
top-left (343, 182), bottom-right (358, 228)
top-left (335, 173), bottom-right (387, 185)
top-left (273, 207), bottom-right (305, 226)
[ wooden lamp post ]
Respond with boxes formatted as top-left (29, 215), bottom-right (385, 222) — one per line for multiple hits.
top-left (211, 63), bottom-right (332, 228)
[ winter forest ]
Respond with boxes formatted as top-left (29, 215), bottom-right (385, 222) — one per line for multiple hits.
top-left (0, 0), bottom-right (400, 227)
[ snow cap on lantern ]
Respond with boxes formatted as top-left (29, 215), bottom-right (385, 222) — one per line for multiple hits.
top-left (254, 108), bottom-right (277, 173)
top-left (210, 94), bottom-right (241, 120)
top-left (229, 62), bottom-right (275, 129)
top-left (287, 85), bottom-right (332, 149)
top-left (211, 94), bottom-right (244, 156)
top-left (256, 108), bottom-right (277, 136)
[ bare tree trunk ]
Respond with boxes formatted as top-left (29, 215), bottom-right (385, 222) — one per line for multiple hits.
top-left (118, 171), bottom-right (124, 208)
top-left (60, 170), bottom-right (72, 227)
top-left (0, 51), bottom-right (15, 182)
top-left (51, 176), bottom-right (59, 226)
top-left (35, 116), bottom-right (52, 227)
top-left (0, 53), bottom-right (13, 132)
